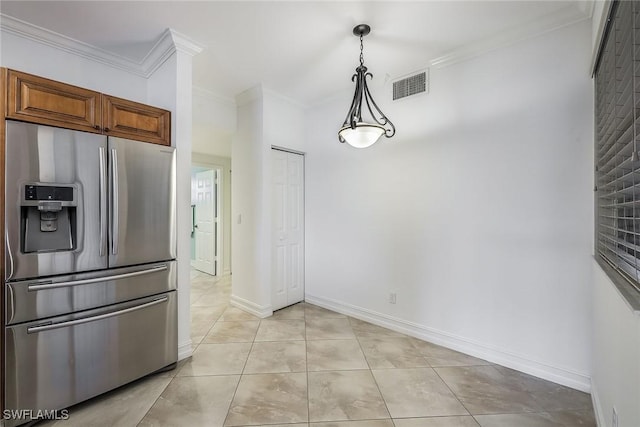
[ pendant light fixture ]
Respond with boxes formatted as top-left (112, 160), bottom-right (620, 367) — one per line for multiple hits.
top-left (338, 24), bottom-right (395, 148)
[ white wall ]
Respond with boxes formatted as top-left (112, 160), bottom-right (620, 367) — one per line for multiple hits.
top-left (0, 31), bottom-right (148, 102)
top-left (263, 88), bottom-right (306, 153)
top-left (231, 85), bottom-right (305, 316)
top-left (591, 261), bottom-right (640, 427)
top-left (146, 48), bottom-right (198, 361)
top-left (192, 88), bottom-right (235, 158)
top-left (231, 86), bottom-right (270, 315)
top-left (304, 20), bottom-right (593, 391)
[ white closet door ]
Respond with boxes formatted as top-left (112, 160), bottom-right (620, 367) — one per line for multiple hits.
top-left (272, 149), bottom-right (304, 311)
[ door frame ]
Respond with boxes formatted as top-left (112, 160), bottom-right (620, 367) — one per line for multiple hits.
top-left (190, 163), bottom-right (223, 276)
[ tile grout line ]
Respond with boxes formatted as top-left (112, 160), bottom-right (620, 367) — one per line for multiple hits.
top-left (140, 273), bottom-right (228, 426)
top-left (304, 302), bottom-right (312, 424)
top-left (191, 275), bottom-right (230, 351)
top-left (193, 310), bottom-right (225, 352)
top-left (135, 376), bottom-right (173, 427)
top-left (431, 365), bottom-right (479, 424)
top-left (209, 276), bottom-right (239, 427)
top-left (349, 317), bottom-right (395, 425)
top-left (221, 317), bottom-right (259, 427)
top-left (423, 325), bottom-right (490, 421)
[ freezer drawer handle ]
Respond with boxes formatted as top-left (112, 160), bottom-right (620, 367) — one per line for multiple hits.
top-left (27, 296), bottom-right (169, 334)
top-left (27, 265), bottom-right (168, 292)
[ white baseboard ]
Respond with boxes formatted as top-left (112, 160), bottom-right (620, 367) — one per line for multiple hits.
top-left (305, 293), bottom-right (591, 393)
top-left (178, 341), bottom-right (193, 361)
top-left (230, 294), bottom-right (273, 318)
top-left (590, 379), bottom-right (606, 427)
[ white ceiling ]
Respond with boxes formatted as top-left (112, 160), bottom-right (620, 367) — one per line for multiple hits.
top-left (0, 1), bottom-right (593, 106)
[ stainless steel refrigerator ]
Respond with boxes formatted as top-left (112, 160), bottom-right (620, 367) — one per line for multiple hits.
top-left (3, 121), bottom-right (177, 426)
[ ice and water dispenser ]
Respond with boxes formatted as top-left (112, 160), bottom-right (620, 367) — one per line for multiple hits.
top-left (21, 184), bottom-right (78, 253)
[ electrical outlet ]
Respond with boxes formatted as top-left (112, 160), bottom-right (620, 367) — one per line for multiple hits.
top-left (389, 292), bottom-right (397, 304)
top-left (612, 407), bottom-right (618, 427)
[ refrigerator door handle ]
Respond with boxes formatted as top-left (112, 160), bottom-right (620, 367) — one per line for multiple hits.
top-left (26, 264), bottom-right (168, 292)
top-left (111, 148), bottom-right (119, 255)
top-left (99, 146), bottom-right (107, 256)
top-left (26, 296), bottom-right (169, 334)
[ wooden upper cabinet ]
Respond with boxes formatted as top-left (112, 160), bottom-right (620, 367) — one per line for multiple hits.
top-left (6, 69), bottom-right (102, 133)
top-left (3, 69), bottom-right (171, 146)
top-left (103, 95), bottom-right (170, 146)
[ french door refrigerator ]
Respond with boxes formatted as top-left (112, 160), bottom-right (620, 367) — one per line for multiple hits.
top-left (3, 121), bottom-right (177, 426)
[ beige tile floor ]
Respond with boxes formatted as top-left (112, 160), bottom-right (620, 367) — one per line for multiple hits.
top-left (41, 270), bottom-right (596, 427)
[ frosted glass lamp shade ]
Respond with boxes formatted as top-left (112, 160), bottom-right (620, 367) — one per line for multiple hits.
top-left (338, 122), bottom-right (385, 148)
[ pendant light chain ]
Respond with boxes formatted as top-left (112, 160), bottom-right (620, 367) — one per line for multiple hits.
top-left (359, 34), bottom-right (364, 67)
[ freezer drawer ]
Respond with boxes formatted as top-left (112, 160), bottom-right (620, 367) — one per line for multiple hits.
top-left (6, 261), bottom-right (176, 325)
top-left (4, 291), bottom-right (177, 426)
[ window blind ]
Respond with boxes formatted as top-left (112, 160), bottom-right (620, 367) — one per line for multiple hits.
top-left (595, 0), bottom-right (640, 292)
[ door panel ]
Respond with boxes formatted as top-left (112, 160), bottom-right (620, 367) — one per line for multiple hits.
top-left (274, 245), bottom-right (286, 303)
top-left (286, 154), bottom-right (305, 304)
top-left (272, 151), bottom-right (288, 310)
top-left (6, 69), bottom-right (102, 134)
top-left (271, 149), bottom-right (305, 311)
top-left (289, 243), bottom-right (302, 295)
top-left (192, 169), bottom-right (216, 275)
top-left (108, 137), bottom-right (176, 268)
top-left (103, 95), bottom-right (170, 146)
top-left (5, 121), bottom-right (108, 281)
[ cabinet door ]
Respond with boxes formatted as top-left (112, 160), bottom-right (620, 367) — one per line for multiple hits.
top-left (6, 69), bottom-right (102, 133)
top-left (103, 95), bottom-right (170, 146)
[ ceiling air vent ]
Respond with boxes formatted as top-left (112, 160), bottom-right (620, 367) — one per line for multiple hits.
top-left (392, 69), bottom-right (429, 101)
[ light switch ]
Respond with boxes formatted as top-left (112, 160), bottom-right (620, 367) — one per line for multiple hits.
top-left (237, 214), bottom-right (242, 224)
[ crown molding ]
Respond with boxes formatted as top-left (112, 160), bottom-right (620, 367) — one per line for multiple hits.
top-left (429, 5), bottom-right (591, 69)
top-left (169, 29), bottom-right (205, 57)
top-left (235, 84), bottom-right (263, 107)
top-left (193, 85), bottom-right (236, 107)
top-left (262, 87), bottom-right (308, 110)
top-left (140, 28), bottom-right (178, 76)
top-left (0, 14), bottom-right (204, 78)
top-left (233, 85), bottom-right (308, 109)
top-left (0, 13), bottom-right (146, 75)
top-left (142, 28), bottom-right (205, 76)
